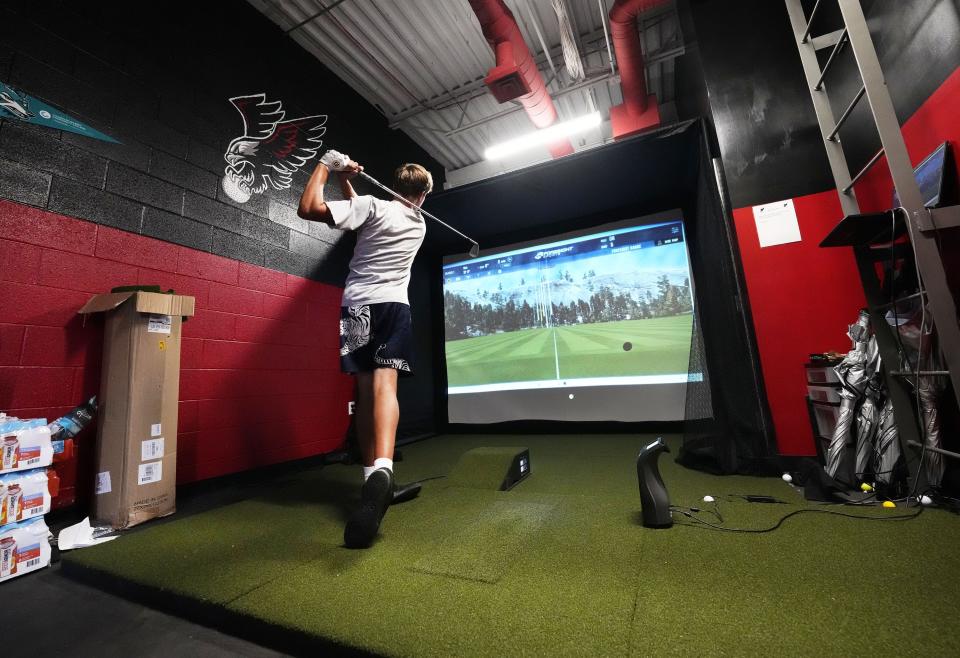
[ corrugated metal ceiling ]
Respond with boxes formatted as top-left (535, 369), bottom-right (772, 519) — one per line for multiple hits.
top-left (247, 0), bottom-right (683, 185)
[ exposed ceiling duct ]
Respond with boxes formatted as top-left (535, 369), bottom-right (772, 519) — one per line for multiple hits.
top-left (248, 0), bottom-right (685, 185)
top-left (467, 0), bottom-right (575, 158)
top-left (551, 0), bottom-right (586, 82)
top-left (609, 0), bottom-right (668, 139)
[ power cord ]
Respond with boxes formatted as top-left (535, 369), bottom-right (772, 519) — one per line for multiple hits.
top-left (410, 475), bottom-right (447, 485)
top-left (672, 505), bottom-right (924, 534)
top-left (882, 207), bottom-right (930, 499)
top-left (894, 206), bottom-right (932, 501)
top-left (671, 504), bottom-right (722, 524)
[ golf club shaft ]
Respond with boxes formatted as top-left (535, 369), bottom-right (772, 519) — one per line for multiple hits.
top-left (357, 170), bottom-right (478, 249)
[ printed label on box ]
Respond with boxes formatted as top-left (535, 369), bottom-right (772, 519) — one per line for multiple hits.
top-left (1, 434), bottom-right (17, 470)
top-left (23, 493), bottom-right (44, 518)
top-left (18, 544), bottom-right (42, 569)
top-left (96, 471), bottom-right (111, 495)
top-left (138, 461), bottom-right (162, 485)
top-left (150, 423), bottom-right (162, 437)
top-left (141, 438), bottom-right (164, 461)
top-left (17, 446), bottom-right (41, 468)
top-left (147, 314), bottom-right (172, 334)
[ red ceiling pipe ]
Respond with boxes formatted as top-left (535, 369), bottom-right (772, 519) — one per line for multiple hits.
top-left (468, 0), bottom-right (574, 158)
top-left (609, 0), bottom-right (667, 139)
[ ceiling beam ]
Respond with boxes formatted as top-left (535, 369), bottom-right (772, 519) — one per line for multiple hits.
top-left (390, 41), bottom-right (684, 130)
top-left (387, 25), bottom-right (614, 127)
top-left (284, 0), bottom-right (355, 34)
top-left (444, 71), bottom-right (622, 138)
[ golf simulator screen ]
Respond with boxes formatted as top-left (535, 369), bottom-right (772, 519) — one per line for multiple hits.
top-left (442, 212), bottom-right (699, 424)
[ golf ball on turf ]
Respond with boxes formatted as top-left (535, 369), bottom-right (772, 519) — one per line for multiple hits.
top-left (782, 473), bottom-right (793, 483)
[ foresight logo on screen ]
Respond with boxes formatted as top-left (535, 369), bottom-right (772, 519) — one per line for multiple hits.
top-left (533, 246), bottom-right (575, 260)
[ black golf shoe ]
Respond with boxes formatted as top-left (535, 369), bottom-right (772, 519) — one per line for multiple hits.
top-left (344, 467), bottom-right (394, 548)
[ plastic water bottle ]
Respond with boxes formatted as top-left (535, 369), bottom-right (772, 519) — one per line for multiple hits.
top-left (48, 396), bottom-right (98, 441)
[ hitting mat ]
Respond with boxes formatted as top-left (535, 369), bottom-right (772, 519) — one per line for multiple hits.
top-left (62, 434), bottom-right (960, 656)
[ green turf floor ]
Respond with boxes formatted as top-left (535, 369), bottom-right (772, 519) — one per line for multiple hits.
top-left (445, 315), bottom-right (692, 386)
top-left (62, 434), bottom-right (960, 656)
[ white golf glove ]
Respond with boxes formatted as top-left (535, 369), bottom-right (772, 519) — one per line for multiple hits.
top-left (320, 150), bottom-right (351, 171)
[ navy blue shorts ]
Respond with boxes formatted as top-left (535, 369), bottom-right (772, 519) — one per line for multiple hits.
top-left (339, 302), bottom-right (414, 375)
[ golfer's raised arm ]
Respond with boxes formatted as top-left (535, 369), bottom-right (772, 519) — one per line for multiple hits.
top-left (299, 149), bottom-right (360, 225)
top-left (298, 157), bottom-right (333, 225)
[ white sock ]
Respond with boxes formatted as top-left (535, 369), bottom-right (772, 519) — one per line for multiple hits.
top-left (373, 457), bottom-right (393, 473)
top-left (362, 465), bottom-right (376, 481)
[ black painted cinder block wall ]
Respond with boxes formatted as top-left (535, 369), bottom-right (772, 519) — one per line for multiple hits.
top-left (0, 0), bottom-right (444, 286)
top-left (689, 0), bottom-right (960, 209)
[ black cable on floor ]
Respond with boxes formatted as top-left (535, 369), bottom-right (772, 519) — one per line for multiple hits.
top-left (673, 506), bottom-right (923, 534)
top-left (410, 475), bottom-right (447, 485)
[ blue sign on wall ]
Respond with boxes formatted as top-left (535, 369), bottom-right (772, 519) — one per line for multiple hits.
top-left (0, 79), bottom-right (120, 144)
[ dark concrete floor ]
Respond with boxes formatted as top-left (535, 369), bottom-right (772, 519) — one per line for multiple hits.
top-left (5, 453), bottom-right (350, 655)
top-left (7, 564), bottom-right (288, 656)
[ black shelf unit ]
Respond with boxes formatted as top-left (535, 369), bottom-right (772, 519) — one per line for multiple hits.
top-left (821, 219), bottom-right (927, 490)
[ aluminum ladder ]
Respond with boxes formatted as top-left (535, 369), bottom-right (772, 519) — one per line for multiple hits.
top-left (785, 0), bottom-right (960, 491)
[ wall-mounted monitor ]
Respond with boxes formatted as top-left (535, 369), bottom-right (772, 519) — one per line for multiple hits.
top-left (892, 141), bottom-right (951, 209)
top-left (441, 210), bottom-right (700, 424)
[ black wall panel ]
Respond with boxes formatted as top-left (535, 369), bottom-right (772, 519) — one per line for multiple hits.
top-left (691, 0), bottom-right (834, 209)
top-left (0, 0), bottom-right (443, 286)
top-left (690, 0), bottom-right (960, 209)
top-left (817, 0), bottom-right (960, 173)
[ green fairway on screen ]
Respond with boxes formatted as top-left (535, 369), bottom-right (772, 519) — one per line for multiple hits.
top-left (442, 219), bottom-right (695, 391)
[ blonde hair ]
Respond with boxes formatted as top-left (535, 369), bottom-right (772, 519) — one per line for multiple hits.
top-left (393, 163), bottom-right (433, 199)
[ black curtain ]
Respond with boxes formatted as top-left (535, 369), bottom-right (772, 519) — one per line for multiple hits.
top-left (679, 120), bottom-right (777, 474)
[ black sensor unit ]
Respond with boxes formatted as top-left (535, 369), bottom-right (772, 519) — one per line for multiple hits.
top-left (636, 437), bottom-right (673, 528)
top-left (501, 449), bottom-right (531, 491)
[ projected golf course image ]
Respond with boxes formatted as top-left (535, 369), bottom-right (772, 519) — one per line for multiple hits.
top-left (445, 315), bottom-right (693, 387)
top-left (443, 220), bottom-right (696, 390)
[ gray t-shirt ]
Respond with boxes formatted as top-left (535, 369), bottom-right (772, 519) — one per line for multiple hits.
top-left (328, 195), bottom-right (426, 305)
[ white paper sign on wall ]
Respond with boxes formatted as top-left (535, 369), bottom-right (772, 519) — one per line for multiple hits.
top-left (752, 199), bottom-right (802, 248)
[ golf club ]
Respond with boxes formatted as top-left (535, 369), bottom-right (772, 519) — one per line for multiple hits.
top-left (357, 170), bottom-right (480, 258)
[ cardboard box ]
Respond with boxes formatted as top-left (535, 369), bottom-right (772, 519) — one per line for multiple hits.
top-left (0, 517), bottom-right (51, 582)
top-left (79, 292), bottom-right (195, 529)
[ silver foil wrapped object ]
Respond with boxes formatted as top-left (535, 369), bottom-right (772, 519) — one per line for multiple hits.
top-left (826, 310), bottom-right (875, 482)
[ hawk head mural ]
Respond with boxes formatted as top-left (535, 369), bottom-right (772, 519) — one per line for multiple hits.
top-left (221, 93), bottom-right (326, 203)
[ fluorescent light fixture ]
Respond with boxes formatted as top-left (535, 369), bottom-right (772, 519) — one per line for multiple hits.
top-left (484, 111), bottom-right (602, 160)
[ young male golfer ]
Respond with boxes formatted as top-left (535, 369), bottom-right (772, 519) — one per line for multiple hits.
top-left (298, 150), bottom-right (431, 548)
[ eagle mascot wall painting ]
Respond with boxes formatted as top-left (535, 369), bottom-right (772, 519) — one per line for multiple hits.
top-left (221, 93), bottom-right (326, 204)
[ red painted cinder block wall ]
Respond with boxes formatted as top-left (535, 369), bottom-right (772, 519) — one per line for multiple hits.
top-left (0, 199), bottom-right (353, 499)
top-left (731, 65), bottom-right (960, 457)
top-left (853, 66), bottom-right (960, 214)
top-left (732, 192), bottom-right (865, 456)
